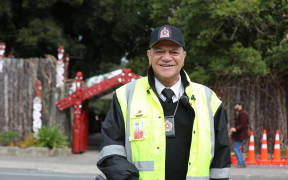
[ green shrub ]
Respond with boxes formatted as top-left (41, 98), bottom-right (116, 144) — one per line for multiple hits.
top-left (36, 126), bottom-right (68, 149)
top-left (0, 130), bottom-right (19, 146)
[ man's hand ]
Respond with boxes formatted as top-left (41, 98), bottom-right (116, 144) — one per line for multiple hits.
top-left (229, 127), bottom-right (236, 136)
top-left (230, 127), bottom-right (236, 132)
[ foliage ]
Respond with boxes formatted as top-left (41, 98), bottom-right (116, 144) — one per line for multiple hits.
top-left (0, 130), bottom-right (19, 146)
top-left (126, 55), bottom-right (149, 76)
top-left (16, 18), bottom-right (68, 56)
top-left (15, 133), bottom-right (37, 148)
top-left (265, 41), bottom-right (288, 78)
top-left (208, 42), bottom-right (268, 77)
top-left (0, 0), bottom-right (152, 78)
top-left (160, 0), bottom-right (288, 83)
top-left (1, 0), bottom-right (288, 83)
top-left (36, 126), bottom-right (68, 149)
top-left (89, 99), bottom-right (111, 115)
top-left (188, 66), bottom-right (209, 84)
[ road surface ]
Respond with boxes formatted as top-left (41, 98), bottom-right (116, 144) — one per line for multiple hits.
top-left (0, 168), bottom-right (96, 180)
top-left (1, 165), bottom-right (288, 180)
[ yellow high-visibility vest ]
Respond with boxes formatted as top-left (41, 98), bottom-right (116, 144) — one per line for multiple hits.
top-left (115, 75), bottom-right (222, 180)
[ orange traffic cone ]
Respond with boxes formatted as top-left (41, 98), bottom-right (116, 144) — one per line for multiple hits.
top-left (231, 152), bottom-right (237, 164)
top-left (257, 129), bottom-right (271, 165)
top-left (246, 131), bottom-right (257, 165)
top-left (271, 130), bottom-right (283, 165)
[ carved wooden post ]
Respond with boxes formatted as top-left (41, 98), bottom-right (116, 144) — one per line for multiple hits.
top-left (0, 42), bottom-right (5, 58)
top-left (64, 53), bottom-right (70, 79)
top-left (33, 80), bottom-right (42, 137)
top-left (0, 42), bottom-right (6, 73)
top-left (56, 45), bottom-right (65, 87)
top-left (73, 72), bottom-right (83, 153)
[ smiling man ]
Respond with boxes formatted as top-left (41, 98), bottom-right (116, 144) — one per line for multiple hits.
top-left (147, 40), bottom-right (186, 87)
top-left (97, 25), bottom-right (231, 180)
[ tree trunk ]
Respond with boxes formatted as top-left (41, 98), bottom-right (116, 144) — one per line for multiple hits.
top-left (216, 77), bottom-right (288, 153)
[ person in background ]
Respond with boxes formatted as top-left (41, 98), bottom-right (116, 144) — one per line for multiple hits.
top-left (96, 25), bottom-right (231, 180)
top-left (230, 100), bottom-right (249, 168)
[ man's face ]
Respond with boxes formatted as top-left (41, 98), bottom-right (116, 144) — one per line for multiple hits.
top-left (234, 104), bottom-right (241, 111)
top-left (147, 40), bottom-right (186, 86)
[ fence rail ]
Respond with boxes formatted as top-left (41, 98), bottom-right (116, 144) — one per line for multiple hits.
top-left (0, 57), bottom-right (70, 139)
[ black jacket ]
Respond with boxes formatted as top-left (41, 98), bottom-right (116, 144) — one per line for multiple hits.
top-left (97, 68), bottom-right (231, 180)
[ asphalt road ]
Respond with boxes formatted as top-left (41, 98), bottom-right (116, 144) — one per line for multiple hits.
top-left (230, 165), bottom-right (288, 180)
top-left (0, 168), bottom-right (96, 180)
top-left (1, 165), bottom-right (288, 180)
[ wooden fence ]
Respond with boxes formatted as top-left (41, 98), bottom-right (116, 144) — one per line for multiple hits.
top-left (218, 77), bottom-right (288, 153)
top-left (0, 56), bottom-right (71, 139)
top-left (1, 56), bottom-right (288, 152)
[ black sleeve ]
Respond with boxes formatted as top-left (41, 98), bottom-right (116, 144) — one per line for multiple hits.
top-left (210, 104), bottom-right (231, 180)
top-left (97, 93), bottom-right (139, 180)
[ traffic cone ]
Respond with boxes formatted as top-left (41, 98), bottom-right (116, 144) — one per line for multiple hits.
top-left (246, 131), bottom-right (257, 165)
top-left (271, 130), bottom-right (283, 165)
top-left (231, 152), bottom-right (237, 164)
top-left (257, 129), bottom-right (271, 165)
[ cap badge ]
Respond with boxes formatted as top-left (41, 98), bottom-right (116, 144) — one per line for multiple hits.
top-left (160, 27), bottom-right (170, 38)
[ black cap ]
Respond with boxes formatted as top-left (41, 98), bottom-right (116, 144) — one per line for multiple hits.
top-left (234, 100), bottom-right (244, 106)
top-left (149, 25), bottom-right (185, 48)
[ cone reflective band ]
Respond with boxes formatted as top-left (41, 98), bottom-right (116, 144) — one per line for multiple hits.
top-left (271, 130), bottom-right (284, 165)
top-left (262, 144), bottom-right (267, 149)
top-left (257, 129), bottom-right (271, 165)
top-left (246, 131), bottom-right (257, 165)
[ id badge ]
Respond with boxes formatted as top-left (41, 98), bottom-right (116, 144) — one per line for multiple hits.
top-left (165, 115), bottom-right (175, 137)
top-left (133, 121), bottom-right (144, 140)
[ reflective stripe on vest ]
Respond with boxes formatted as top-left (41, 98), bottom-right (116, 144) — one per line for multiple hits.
top-left (125, 80), bottom-right (137, 163)
top-left (204, 87), bottom-right (215, 164)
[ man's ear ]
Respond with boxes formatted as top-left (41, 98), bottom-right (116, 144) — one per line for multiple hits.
top-left (183, 50), bottom-right (187, 59)
top-left (147, 50), bottom-right (152, 65)
top-left (182, 50), bottom-right (187, 67)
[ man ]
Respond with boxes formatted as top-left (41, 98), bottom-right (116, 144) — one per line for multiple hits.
top-left (230, 100), bottom-right (249, 168)
top-left (97, 25), bottom-right (230, 180)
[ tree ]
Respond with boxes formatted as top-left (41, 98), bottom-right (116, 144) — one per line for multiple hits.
top-left (1, 0), bottom-right (288, 81)
top-left (0, 0), bottom-right (153, 78)
top-left (143, 0), bottom-right (288, 83)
